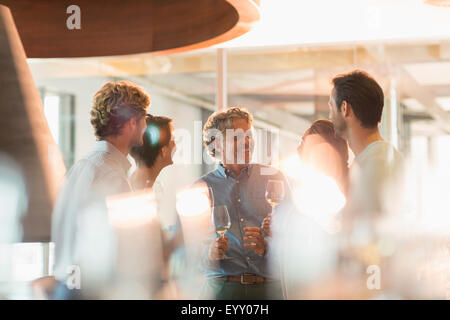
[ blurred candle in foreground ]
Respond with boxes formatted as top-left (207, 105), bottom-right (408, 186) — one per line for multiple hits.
top-left (76, 189), bottom-right (164, 299)
top-left (175, 183), bottom-right (213, 299)
top-left (107, 190), bottom-right (163, 299)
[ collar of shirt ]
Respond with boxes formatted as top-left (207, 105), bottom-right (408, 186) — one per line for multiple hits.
top-left (217, 163), bottom-right (253, 179)
top-left (93, 140), bottom-right (131, 175)
top-left (354, 140), bottom-right (393, 166)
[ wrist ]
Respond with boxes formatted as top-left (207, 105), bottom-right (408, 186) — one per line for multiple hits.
top-left (256, 239), bottom-right (267, 256)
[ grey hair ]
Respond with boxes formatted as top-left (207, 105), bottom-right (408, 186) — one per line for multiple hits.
top-left (202, 107), bottom-right (253, 158)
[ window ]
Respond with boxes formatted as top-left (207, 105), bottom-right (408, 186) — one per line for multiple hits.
top-left (40, 89), bottom-right (76, 168)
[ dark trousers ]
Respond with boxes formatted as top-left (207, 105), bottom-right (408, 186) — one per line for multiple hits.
top-left (200, 279), bottom-right (284, 300)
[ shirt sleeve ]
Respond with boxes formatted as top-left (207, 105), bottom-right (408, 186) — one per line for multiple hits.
top-left (51, 160), bottom-right (97, 281)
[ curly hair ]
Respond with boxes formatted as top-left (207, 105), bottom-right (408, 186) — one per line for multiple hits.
top-left (90, 80), bottom-right (150, 139)
top-left (202, 107), bottom-right (253, 159)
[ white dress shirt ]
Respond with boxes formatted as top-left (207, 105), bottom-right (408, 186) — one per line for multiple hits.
top-left (51, 140), bottom-right (132, 281)
top-left (347, 140), bottom-right (404, 218)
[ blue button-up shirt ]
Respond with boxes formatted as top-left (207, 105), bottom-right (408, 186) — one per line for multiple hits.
top-left (198, 163), bottom-right (294, 280)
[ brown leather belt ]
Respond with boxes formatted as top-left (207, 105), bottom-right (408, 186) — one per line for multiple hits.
top-left (215, 273), bottom-right (276, 285)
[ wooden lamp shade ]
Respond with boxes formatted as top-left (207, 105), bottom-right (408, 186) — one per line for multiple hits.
top-left (0, 0), bottom-right (260, 58)
top-left (0, 5), bottom-right (66, 242)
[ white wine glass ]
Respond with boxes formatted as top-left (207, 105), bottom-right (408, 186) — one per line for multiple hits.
top-left (265, 180), bottom-right (285, 214)
top-left (212, 205), bottom-right (232, 260)
top-left (262, 180), bottom-right (285, 236)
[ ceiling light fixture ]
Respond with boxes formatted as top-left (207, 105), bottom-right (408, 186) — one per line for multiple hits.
top-left (424, 0), bottom-right (450, 7)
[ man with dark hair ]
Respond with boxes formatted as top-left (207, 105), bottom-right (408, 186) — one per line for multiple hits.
top-left (328, 70), bottom-right (404, 223)
top-left (331, 70), bottom-right (385, 131)
top-left (51, 80), bottom-right (150, 299)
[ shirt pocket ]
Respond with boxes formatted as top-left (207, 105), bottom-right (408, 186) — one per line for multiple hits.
top-left (246, 188), bottom-right (271, 219)
top-left (247, 187), bottom-right (266, 199)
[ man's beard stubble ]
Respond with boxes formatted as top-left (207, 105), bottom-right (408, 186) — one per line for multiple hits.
top-left (333, 117), bottom-right (347, 139)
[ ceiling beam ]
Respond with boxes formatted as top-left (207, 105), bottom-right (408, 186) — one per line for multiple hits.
top-left (398, 67), bottom-right (450, 134)
top-left (29, 43), bottom-right (450, 78)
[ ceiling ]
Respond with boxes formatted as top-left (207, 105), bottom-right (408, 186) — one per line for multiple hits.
top-left (218, 0), bottom-right (450, 49)
top-left (27, 0), bottom-right (450, 138)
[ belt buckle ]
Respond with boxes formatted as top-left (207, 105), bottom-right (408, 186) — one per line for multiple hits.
top-left (240, 273), bottom-right (256, 285)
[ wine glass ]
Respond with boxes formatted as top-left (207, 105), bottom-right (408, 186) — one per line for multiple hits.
top-left (262, 180), bottom-right (285, 236)
top-left (211, 205), bottom-right (232, 260)
top-left (265, 180), bottom-right (285, 215)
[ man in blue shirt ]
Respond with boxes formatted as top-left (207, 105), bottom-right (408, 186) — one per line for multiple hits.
top-left (198, 107), bottom-right (292, 300)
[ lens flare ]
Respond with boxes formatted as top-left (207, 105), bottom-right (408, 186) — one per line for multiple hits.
top-left (106, 190), bottom-right (157, 228)
top-left (295, 168), bottom-right (346, 219)
top-left (280, 154), bottom-right (304, 180)
top-left (147, 124), bottom-right (160, 146)
top-left (176, 187), bottom-right (211, 217)
top-left (280, 153), bottom-right (346, 226)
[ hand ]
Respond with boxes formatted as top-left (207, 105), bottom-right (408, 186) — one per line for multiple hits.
top-left (243, 227), bottom-right (266, 256)
top-left (208, 236), bottom-right (229, 260)
top-left (261, 213), bottom-right (272, 237)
